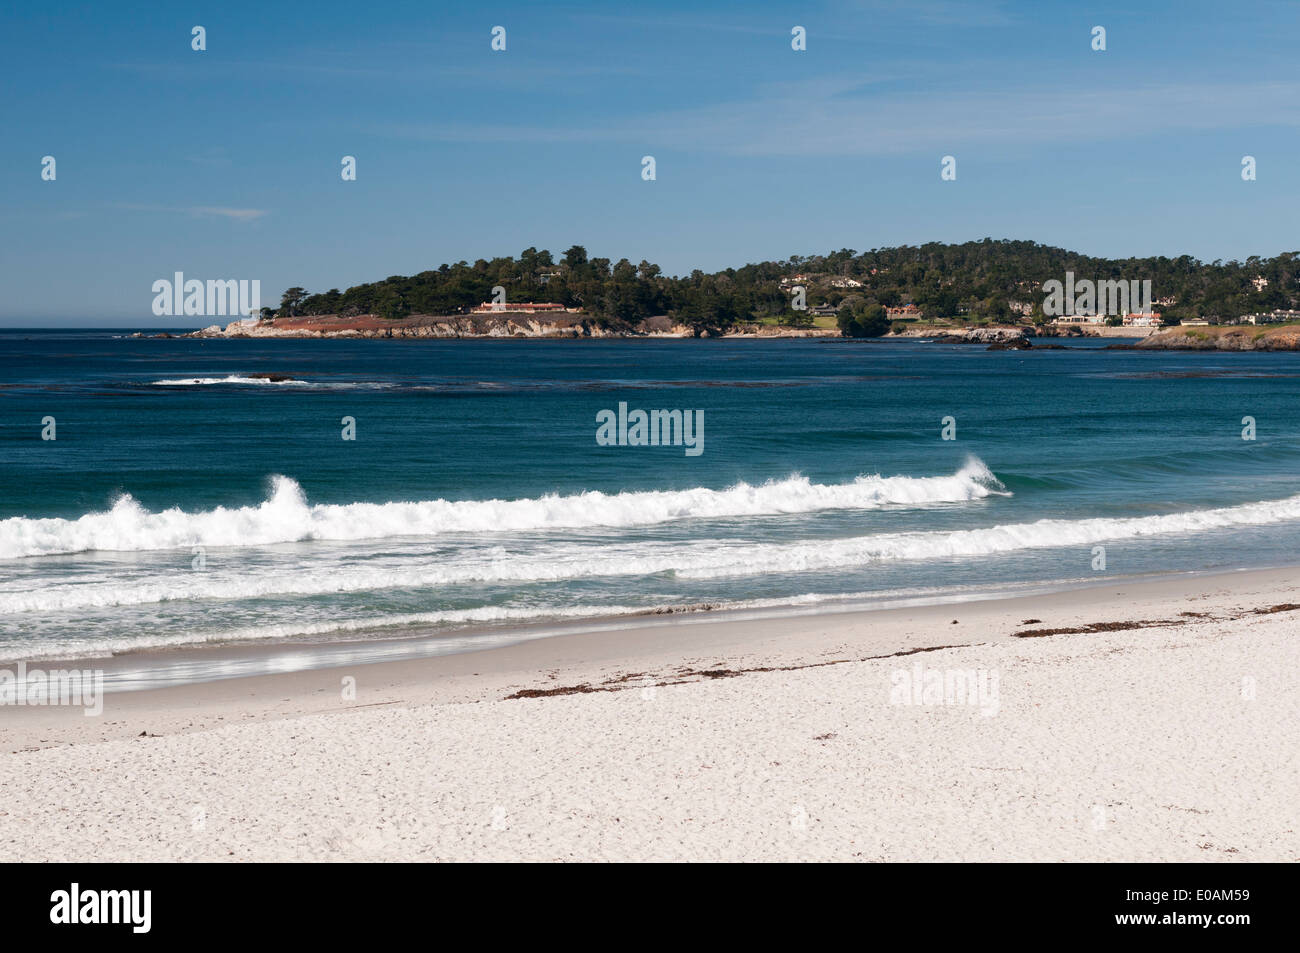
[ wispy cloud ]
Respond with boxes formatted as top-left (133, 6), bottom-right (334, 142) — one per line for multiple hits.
top-left (569, 1), bottom-right (1019, 38)
top-left (188, 206), bottom-right (267, 221)
top-left (373, 78), bottom-right (1300, 157)
top-left (113, 203), bottom-right (267, 221)
top-left (108, 55), bottom-right (649, 86)
top-left (567, 12), bottom-right (791, 37)
top-left (836, 0), bottom-right (1017, 27)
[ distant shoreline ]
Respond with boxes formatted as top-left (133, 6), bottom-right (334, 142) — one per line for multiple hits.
top-left (138, 314), bottom-right (1133, 343)
top-left (115, 316), bottom-right (1300, 350)
top-left (164, 312), bottom-right (835, 340)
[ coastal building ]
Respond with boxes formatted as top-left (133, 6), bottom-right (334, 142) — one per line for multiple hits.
top-left (1051, 313), bottom-right (1105, 326)
top-left (807, 305), bottom-right (839, 317)
top-left (1122, 311), bottom-right (1162, 327)
top-left (1241, 309), bottom-right (1300, 325)
top-left (471, 301), bottom-right (568, 314)
top-left (1180, 318), bottom-right (1210, 326)
top-left (1252, 275), bottom-right (1269, 292)
top-left (885, 304), bottom-right (923, 319)
top-left (829, 277), bottom-right (863, 289)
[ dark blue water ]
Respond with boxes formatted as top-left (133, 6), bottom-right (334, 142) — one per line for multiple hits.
top-left (3, 329), bottom-right (1299, 660)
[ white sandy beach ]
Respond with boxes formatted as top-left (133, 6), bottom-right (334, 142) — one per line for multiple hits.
top-left (2, 569), bottom-right (1297, 862)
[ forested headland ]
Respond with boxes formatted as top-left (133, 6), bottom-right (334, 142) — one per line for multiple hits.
top-left (278, 240), bottom-right (1300, 336)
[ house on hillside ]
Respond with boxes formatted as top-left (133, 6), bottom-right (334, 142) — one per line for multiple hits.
top-left (1241, 309), bottom-right (1300, 325)
top-left (885, 304), bottom-right (922, 319)
top-left (1052, 313), bottom-right (1105, 326)
top-left (471, 301), bottom-right (569, 314)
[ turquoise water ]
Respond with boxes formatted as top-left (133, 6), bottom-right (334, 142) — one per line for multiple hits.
top-left (2, 329), bottom-right (1299, 662)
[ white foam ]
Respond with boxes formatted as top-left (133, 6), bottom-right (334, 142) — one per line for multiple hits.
top-left (0, 459), bottom-right (1005, 559)
top-left (677, 493), bottom-right (1300, 578)
top-left (151, 375), bottom-right (315, 386)
top-left (0, 588), bottom-right (951, 660)
top-left (0, 603), bottom-right (647, 659)
top-left (6, 489), bottom-right (1300, 614)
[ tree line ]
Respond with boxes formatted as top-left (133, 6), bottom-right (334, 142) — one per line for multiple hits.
top-left (279, 240), bottom-right (1300, 333)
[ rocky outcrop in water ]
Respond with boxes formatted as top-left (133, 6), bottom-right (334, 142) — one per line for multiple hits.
top-left (985, 338), bottom-right (1033, 350)
top-left (933, 326), bottom-right (1029, 344)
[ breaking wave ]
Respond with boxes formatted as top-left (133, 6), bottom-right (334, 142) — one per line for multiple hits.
top-left (151, 375), bottom-right (315, 386)
top-left (0, 458), bottom-right (1005, 559)
top-left (6, 489), bottom-right (1300, 613)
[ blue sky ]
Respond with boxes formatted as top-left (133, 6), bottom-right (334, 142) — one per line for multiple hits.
top-left (2, 0), bottom-right (1298, 324)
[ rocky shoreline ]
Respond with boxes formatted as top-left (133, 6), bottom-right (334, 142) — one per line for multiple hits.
top-left (139, 315), bottom-right (1300, 350)
top-left (1118, 325), bottom-right (1300, 351)
top-left (168, 313), bottom-right (838, 340)
top-left (162, 317), bottom-right (1083, 344)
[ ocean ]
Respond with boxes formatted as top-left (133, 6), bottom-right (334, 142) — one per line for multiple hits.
top-left (3, 329), bottom-right (1299, 673)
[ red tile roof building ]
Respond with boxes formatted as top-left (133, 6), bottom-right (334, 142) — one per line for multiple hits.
top-left (471, 301), bottom-right (568, 314)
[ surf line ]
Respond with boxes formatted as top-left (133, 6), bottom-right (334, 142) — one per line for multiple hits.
top-left (596, 402), bottom-right (703, 457)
